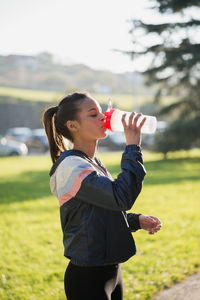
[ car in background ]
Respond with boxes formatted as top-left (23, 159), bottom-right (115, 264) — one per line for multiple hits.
top-left (0, 137), bottom-right (28, 156)
top-left (98, 131), bottom-right (126, 151)
top-left (6, 127), bottom-right (32, 143)
top-left (108, 131), bottom-right (126, 149)
top-left (26, 128), bottom-right (49, 153)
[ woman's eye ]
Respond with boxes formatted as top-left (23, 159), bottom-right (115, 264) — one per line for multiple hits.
top-left (90, 114), bottom-right (97, 117)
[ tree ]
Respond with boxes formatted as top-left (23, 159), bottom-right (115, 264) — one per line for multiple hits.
top-left (128, 0), bottom-right (200, 154)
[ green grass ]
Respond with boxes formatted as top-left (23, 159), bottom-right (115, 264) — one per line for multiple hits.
top-left (0, 86), bottom-right (154, 111)
top-left (90, 94), bottom-right (153, 111)
top-left (0, 85), bottom-right (177, 111)
top-left (0, 150), bottom-right (200, 299)
top-left (0, 86), bottom-right (61, 102)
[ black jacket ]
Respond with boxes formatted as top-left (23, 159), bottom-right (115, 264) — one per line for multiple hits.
top-left (49, 144), bottom-right (146, 266)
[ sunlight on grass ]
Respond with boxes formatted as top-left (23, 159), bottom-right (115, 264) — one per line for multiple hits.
top-left (0, 86), bottom-right (60, 102)
top-left (0, 150), bottom-right (200, 299)
top-left (0, 86), bottom-right (153, 110)
top-left (0, 86), bottom-right (178, 112)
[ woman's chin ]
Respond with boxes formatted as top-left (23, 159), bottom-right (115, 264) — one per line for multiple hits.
top-left (99, 131), bottom-right (108, 139)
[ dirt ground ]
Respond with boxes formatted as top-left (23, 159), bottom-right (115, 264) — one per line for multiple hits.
top-left (153, 273), bottom-right (200, 300)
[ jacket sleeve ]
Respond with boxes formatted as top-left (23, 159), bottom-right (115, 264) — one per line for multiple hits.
top-left (126, 213), bottom-right (142, 232)
top-left (75, 144), bottom-right (146, 211)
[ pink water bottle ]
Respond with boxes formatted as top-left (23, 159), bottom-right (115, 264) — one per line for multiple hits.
top-left (104, 99), bottom-right (157, 134)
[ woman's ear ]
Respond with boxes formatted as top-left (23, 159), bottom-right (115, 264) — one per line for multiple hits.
top-left (66, 120), bottom-right (79, 132)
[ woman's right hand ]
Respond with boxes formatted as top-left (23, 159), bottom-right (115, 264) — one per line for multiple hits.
top-left (139, 215), bottom-right (162, 234)
top-left (121, 112), bottom-right (146, 146)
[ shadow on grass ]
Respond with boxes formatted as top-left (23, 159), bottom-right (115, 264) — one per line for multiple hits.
top-left (0, 170), bottom-right (51, 205)
top-left (107, 157), bottom-right (200, 186)
top-left (1, 157), bottom-right (200, 206)
top-left (144, 157), bottom-right (200, 185)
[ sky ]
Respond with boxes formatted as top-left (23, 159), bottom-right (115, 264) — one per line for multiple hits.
top-left (0, 0), bottom-right (155, 73)
top-left (1, 0), bottom-right (198, 73)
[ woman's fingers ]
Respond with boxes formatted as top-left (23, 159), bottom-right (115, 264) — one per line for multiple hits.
top-left (146, 216), bottom-right (158, 226)
top-left (122, 112), bottom-right (146, 130)
top-left (139, 214), bottom-right (162, 235)
top-left (140, 215), bottom-right (162, 234)
top-left (128, 112), bottom-right (136, 126)
top-left (135, 114), bottom-right (147, 130)
top-left (122, 112), bottom-right (137, 128)
top-left (121, 113), bottom-right (127, 128)
top-left (138, 116), bottom-right (146, 129)
top-left (148, 226), bottom-right (161, 234)
top-left (150, 216), bottom-right (162, 227)
top-left (123, 112), bottom-right (144, 146)
top-left (133, 113), bottom-right (142, 127)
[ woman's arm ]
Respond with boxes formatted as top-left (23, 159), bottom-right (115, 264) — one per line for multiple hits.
top-left (52, 113), bottom-right (147, 211)
top-left (74, 145), bottom-right (146, 211)
top-left (126, 213), bottom-right (162, 234)
top-left (126, 213), bottom-right (142, 232)
top-left (52, 145), bottom-right (146, 210)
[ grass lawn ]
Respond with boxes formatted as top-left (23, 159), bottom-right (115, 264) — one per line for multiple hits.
top-left (0, 150), bottom-right (200, 299)
top-left (0, 86), bottom-right (154, 111)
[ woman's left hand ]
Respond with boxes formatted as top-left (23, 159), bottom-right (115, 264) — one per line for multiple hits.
top-left (139, 215), bottom-right (162, 234)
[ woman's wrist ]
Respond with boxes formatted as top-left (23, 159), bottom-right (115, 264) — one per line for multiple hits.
top-left (125, 144), bottom-right (141, 152)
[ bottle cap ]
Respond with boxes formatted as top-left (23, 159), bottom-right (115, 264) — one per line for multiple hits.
top-left (104, 98), bottom-right (116, 131)
top-left (104, 109), bottom-right (115, 130)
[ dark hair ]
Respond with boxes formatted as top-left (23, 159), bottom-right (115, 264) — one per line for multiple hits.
top-left (42, 92), bottom-right (88, 163)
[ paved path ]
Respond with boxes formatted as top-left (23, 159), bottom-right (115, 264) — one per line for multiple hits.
top-left (153, 273), bottom-right (200, 300)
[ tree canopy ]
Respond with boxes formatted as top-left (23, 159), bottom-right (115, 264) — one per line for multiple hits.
top-left (128, 0), bottom-right (200, 154)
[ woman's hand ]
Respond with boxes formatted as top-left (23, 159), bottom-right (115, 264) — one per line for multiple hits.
top-left (139, 215), bottom-right (162, 235)
top-left (122, 112), bottom-right (146, 146)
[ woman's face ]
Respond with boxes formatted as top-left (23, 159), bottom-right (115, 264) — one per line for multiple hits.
top-left (72, 97), bottom-right (107, 142)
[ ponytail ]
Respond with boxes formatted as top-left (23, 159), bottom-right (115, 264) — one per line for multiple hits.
top-left (42, 106), bottom-right (67, 163)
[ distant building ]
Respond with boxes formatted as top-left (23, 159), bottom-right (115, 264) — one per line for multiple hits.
top-left (94, 84), bottom-right (111, 94)
top-left (6, 55), bottom-right (40, 71)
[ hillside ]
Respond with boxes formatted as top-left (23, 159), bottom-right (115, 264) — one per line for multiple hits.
top-left (0, 53), bottom-right (154, 95)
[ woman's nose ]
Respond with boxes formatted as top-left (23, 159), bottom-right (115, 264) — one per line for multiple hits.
top-left (100, 113), bottom-right (105, 121)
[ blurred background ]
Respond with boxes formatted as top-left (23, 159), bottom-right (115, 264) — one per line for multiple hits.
top-left (1, 1), bottom-right (200, 300)
top-left (1, 0), bottom-right (199, 157)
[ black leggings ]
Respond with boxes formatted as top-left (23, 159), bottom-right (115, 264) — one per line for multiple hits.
top-left (64, 262), bottom-right (123, 300)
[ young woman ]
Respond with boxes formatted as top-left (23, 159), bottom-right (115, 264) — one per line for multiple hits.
top-left (43, 92), bottom-right (161, 300)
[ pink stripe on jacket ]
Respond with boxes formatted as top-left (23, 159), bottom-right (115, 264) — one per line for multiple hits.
top-left (58, 167), bottom-right (94, 207)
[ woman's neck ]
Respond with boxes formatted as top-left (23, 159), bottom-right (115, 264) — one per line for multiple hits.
top-left (73, 140), bottom-right (97, 160)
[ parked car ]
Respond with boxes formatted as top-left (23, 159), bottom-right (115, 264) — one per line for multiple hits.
top-left (26, 128), bottom-right (70, 153)
top-left (108, 131), bottom-right (126, 149)
top-left (0, 137), bottom-right (28, 156)
top-left (26, 128), bottom-right (49, 153)
top-left (6, 127), bottom-right (32, 143)
top-left (98, 131), bottom-right (126, 151)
